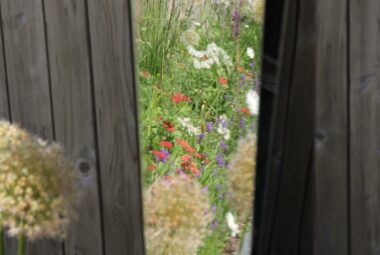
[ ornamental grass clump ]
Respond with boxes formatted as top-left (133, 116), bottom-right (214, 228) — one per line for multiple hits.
top-left (0, 121), bottom-right (78, 255)
top-left (227, 133), bottom-right (257, 220)
top-left (144, 176), bottom-right (213, 255)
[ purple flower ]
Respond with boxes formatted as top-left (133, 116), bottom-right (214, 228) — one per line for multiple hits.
top-left (197, 133), bottom-right (205, 143)
top-left (216, 183), bottom-right (223, 191)
top-left (211, 219), bottom-right (219, 229)
top-left (218, 193), bottom-right (224, 200)
top-left (220, 140), bottom-right (228, 151)
top-left (212, 205), bottom-right (217, 213)
top-left (207, 122), bottom-right (213, 132)
top-left (202, 186), bottom-right (209, 193)
top-left (231, 9), bottom-right (241, 37)
top-left (240, 74), bottom-right (246, 81)
top-left (250, 61), bottom-right (256, 69)
top-left (216, 154), bottom-right (225, 168)
top-left (240, 117), bottom-right (246, 129)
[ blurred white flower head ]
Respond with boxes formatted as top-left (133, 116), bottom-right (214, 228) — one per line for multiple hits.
top-left (217, 114), bottom-right (231, 140)
top-left (177, 117), bottom-right (201, 135)
top-left (246, 90), bottom-right (260, 115)
top-left (187, 43), bottom-right (232, 70)
top-left (226, 212), bottom-right (240, 237)
top-left (247, 47), bottom-right (255, 59)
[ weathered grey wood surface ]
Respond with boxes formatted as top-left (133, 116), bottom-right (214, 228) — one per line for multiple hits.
top-left (254, 0), bottom-right (380, 254)
top-left (0, 0), bottom-right (144, 254)
top-left (349, 0), bottom-right (380, 254)
top-left (44, 0), bottom-right (104, 254)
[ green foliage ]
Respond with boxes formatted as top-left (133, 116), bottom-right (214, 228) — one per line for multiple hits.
top-left (137, 0), bottom-right (263, 254)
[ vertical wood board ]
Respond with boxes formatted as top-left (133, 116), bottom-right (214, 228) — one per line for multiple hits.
top-left (43, 0), bottom-right (104, 254)
top-left (87, 0), bottom-right (145, 254)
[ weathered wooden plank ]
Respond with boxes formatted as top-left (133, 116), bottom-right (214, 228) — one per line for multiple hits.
top-left (0, 19), bottom-right (8, 120)
top-left (0, 1), bottom-right (62, 254)
top-left (87, 0), bottom-right (145, 254)
top-left (43, 0), bottom-right (104, 254)
top-left (312, 0), bottom-right (348, 254)
top-left (349, 1), bottom-right (380, 254)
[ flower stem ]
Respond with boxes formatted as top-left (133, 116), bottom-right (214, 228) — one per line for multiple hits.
top-left (0, 228), bottom-right (4, 255)
top-left (17, 233), bottom-right (26, 255)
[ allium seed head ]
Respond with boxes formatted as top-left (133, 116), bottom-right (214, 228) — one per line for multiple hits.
top-left (144, 176), bottom-right (212, 255)
top-left (0, 121), bottom-right (78, 240)
top-left (227, 133), bottom-right (257, 220)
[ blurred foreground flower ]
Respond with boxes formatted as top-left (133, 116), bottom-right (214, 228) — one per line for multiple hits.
top-left (246, 90), bottom-right (260, 115)
top-left (144, 176), bottom-right (212, 255)
top-left (227, 133), bottom-right (257, 220)
top-left (0, 121), bottom-right (78, 242)
top-left (252, 0), bottom-right (265, 24)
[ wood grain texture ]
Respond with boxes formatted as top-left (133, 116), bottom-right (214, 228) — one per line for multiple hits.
top-left (87, 0), bottom-right (145, 254)
top-left (312, 0), bottom-right (348, 254)
top-left (0, 0), bottom-right (62, 254)
top-left (0, 19), bottom-right (8, 120)
top-left (349, 0), bottom-right (380, 254)
top-left (43, 0), bottom-right (104, 254)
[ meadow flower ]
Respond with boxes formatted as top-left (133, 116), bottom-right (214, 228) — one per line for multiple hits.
top-left (217, 115), bottom-right (231, 140)
top-left (160, 141), bottom-right (173, 149)
top-left (226, 212), bottom-right (240, 237)
top-left (231, 9), bottom-right (241, 37)
top-left (240, 107), bottom-right (251, 115)
top-left (162, 120), bottom-right (176, 132)
top-left (220, 140), bottom-right (228, 151)
top-left (218, 77), bottom-right (228, 86)
top-left (206, 122), bottom-right (213, 133)
top-left (152, 150), bottom-right (169, 162)
top-left (228, 133), bottom-right (257, 219)
top-left (177, 117), bottom-right (201, 135)
top-left (240, 117), bottom-right (246, 129)
top-left (246, 47), bottom-right (255, 59)
top-left (246, 90), bottom-right (260, 115)
top-left (171, 93), bottom-right (191, 103)
top-left (176, 138), bottom-right (196, 153)
top-left (188, 43), bottom-right (232, 70)
top-left (144, 176), bottom-right (212, 255)
top-left (0, 121), bottom-right (78, 240)
top-left (216, 154), bottom-right (225, 167)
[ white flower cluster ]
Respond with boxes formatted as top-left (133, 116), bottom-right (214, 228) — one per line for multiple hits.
top-left (247, 47), bottom-right (255, 59)
top-left (217, 114), bottom-right (231, 140)
top-left (177, 117), bottom-right (201, 135)
top-left (187, 43), bottom-right (233, 70)
top-left (246, 90), bottom-right (260, 115)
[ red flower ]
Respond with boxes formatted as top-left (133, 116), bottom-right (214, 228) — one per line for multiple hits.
top-left (240, 107), bottom-right (250, 115)
top-left (195, 153), bottom-right (206, 159)
top-left (203, 159), bottom-right (210, 164)
top-left (176, 138), bottom-right (195, 153)
top-left (147, 164), bottom-right (157, 171)
top-left (160, 141), bottom-right (173, 149)
top-left (181, 154), bottom-right (192, 162)
top-left (152, 150), bottom-right (168, 160)
top-left (163, 121), bottom-right (176, 132)
top-left (218, 77), bottom-right (228, 86)
top-left (171, 93), bottom-right (191, 103)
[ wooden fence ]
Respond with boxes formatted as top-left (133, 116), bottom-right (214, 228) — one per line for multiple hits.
top-left (0, 0), bottom-right (144, 254)
top-left (254, 0), bottom-right (380, 254)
